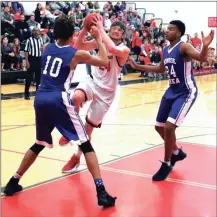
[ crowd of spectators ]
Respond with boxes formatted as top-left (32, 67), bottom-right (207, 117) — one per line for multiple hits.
top-left (1, 1), bottom-right (217, 74)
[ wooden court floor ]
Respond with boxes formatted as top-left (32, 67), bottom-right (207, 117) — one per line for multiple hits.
top-left (1, 74), bottom-right (216, 216)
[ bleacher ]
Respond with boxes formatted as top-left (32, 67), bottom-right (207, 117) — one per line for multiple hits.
top-left (1, 2), bottom-right (216, 85)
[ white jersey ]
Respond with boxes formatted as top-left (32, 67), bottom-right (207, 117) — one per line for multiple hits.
top-left (92, 42), bottom-right (126, 92)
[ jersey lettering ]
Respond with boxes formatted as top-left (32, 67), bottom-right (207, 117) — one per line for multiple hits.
top-left (43, 55), bottom-right (63, 78)
top-left (165, 65), bottom-right (180, 84)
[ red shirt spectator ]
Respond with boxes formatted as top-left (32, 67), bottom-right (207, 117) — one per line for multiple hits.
top-left (190, 33), bottom-right (201, 48)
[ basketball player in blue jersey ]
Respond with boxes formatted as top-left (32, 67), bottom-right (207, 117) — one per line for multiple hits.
top-left (129, 20), bottom-right (214, 181)
top-left (4, 15), bottom-right (117, 207)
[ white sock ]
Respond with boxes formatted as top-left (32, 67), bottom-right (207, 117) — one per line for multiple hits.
top-left (173, 149), bottom-right (179, 155)
top-left (164, 161), bottom-right (171, 166)
top-left (75, 148), bottom-right (82, 157)
top-left (14, 173), bottom-right (22, 179)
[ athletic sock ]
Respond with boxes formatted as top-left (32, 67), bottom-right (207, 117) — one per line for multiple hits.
top-left (75, 148), bottom-right (82, 157)
top-left (164, 161), bottom-right (171, 166)
top-left (94, 178), bottom-right (105, 192)
top-left (173, 149), bottom-right (179, 155)
top-left (13, 172), bottom-right (22, 180)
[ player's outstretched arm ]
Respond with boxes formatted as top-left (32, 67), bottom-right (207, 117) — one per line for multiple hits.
top-left (71, 26), bottom-right (108, 69)
top-left (93, 16), bottom-right (130, 58)
top-left (73, 26), bottom-right (97, 51)
top-left (129, 58), bottom-right (166, 73)
top-left (181, 30), bottom-right (214, 62)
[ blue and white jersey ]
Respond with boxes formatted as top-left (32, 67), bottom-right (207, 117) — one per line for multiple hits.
top-left (38, 43), bottom-right (77, 92)
top-left (163, 41), bottom-right (197, 95)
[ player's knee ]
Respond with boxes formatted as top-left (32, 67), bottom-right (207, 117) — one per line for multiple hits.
top-left (30, 143), bottom-right (45, 155)
top-left (72, 91), bottom-right (86, 110)
top-left (164, 122), bottom-right (176, 134)
top-left (79, 140), bottom-right (95, 154)
top-left (155, 125), bottom-right (161, 132)
top-left (155, 125), bottom-right (165, 134)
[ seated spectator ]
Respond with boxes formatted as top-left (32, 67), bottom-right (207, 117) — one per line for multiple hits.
top-left (1, 6), bottom-right (15, 35)
top-left (11, 2), bottom-right (25, 14)
top-left (132, 32), bottom-right (142, 61)
top-left (125, 24), bottom-right (132, 49)
top-left (27, 15), bottom-right (40, 32)
top-left (34, 3), bottom-right (42, 24)
top-left (41, 5), bottom-right (57, 26)
top-left (15, 14), bottom-right (30, 41)
top-left (78, 2), bottom-right (86, 12)
top-left (114, 2), bottom-right (121, 13)
top-left (110, 13), bottom-right (117, 23)
top-left (207, 48), bottom-right (216, 67)
top-left (86, 1), bottom-right (94, 10)
top-left (1, 36), bottom-right (16, 71)
top-left (117, 11), bottom-right (128, 25)
top-left (41, 31), bottom-right (50, 45)
top-left (120, 2), bottom-right (126, 11)
top-left (11, 38), bottom-right (23, 70)
top-left (193, 45), bottom-right (201, 70)
top-left (49, 2), bottom-right (61, 11)
top-left (76, 6), bottom-right (84, 27)
top-left (190, 33), bottom-right (201, 49)
top-left (133, 10), bottom-right (141, 30)
top-left (93, 1), bottom-right (100, 9)
top-left (139, 39), bottom-right (151, 65)
top-left (150, 46), bottom-right (161, 65)
top-left (103, 13), bottom-right (112, 32)
top-left (6, 2), bottom-right (14, 14)
top-left (57, 2), bottom-right (70, 14)
top-left (68, 9), bottom-right (76, 24)
top-left (103, 2), bottom-right (113, 14)
top-left (149, 39), bottom-right (155, 51)
top-left (122, 9), bottom-right (128, 21)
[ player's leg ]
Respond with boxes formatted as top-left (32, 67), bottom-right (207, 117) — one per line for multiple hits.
top-left (62, 99), bottom-right (108, 173)
top-left (59, 83), bottom-right (92, 146)
top-left (4, 101), bottom-right (54, 196)
top-left (153, 89), bottom-right (197, 181)
top-left (152, 94), bottom-right (174, 181)
top-left (168, 89), bottom-right (197, 167)
top-left (56, 92), bottom-right (116, 206)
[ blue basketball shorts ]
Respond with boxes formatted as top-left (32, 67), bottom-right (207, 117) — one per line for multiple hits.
top-left (156, 88), bottom-right (198, 127)
top-left (34, 91), bottom-right (88, 148)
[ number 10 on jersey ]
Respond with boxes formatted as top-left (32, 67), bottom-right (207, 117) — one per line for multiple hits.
top-left (43, 55), bottom-right (63, 77)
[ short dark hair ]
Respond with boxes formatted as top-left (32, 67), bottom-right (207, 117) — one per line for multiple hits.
top-left (111, 21), bottom-right (126, 33)
top-left (170, 20), bottom-right (186, 37)
top-left (53, 14), bottom-right (74, 40)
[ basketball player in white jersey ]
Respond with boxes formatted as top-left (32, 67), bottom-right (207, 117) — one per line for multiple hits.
top-left (59, 18), bottom-right (130, 172)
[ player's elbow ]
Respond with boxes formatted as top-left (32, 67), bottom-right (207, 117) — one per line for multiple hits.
top-left (199, 56), bottom-right (207, 62)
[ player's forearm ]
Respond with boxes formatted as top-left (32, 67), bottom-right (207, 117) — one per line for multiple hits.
top-left (99, 27), bottom-right (116, 52)
top-left (95, 38), bottom-right (109, 66)
top-left (199, 45), bottom-right (209, 62)
top-left (74, 28), bottom-right (87, 49)
top-left (133, 63), bottom-right (165, 73)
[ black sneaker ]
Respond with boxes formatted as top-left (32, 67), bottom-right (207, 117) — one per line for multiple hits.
top-left (4, 177), bottom-right (23, 196)
top-left (97, 186), bottom-right (117, 207)
top-left (152, 162), bottom-right (173, 181)
top-left (171, 148), bottom-right (187, 167)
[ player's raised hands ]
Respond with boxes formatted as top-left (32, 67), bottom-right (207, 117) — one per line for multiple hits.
top-left (92, 14), bottom-right (104, 29)
top-left (89, 26), bottom-right (101, 40)
top-left (202, 30), bottom-right (214, 47)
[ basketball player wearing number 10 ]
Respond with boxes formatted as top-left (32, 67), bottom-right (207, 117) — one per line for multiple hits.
top-left (129, 20), bottom-right (214, 181)
top-left (59, 18), bottom-right (130, 173)
top-left (4, 15), bottom-right (117, 207)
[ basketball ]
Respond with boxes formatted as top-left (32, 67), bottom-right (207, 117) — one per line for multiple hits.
top-left (83, 13), bottom-right (98, 31)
